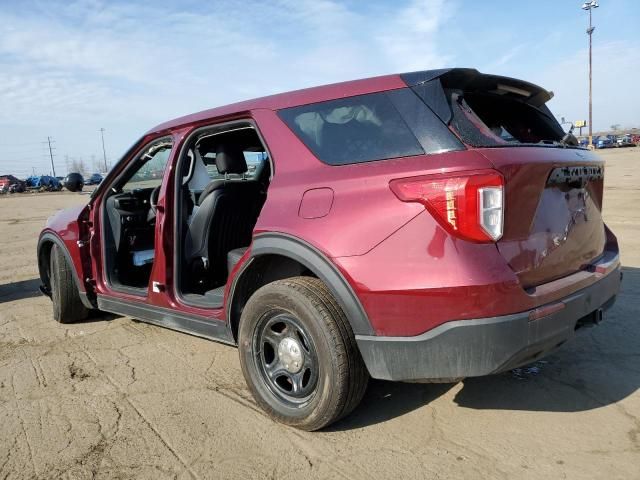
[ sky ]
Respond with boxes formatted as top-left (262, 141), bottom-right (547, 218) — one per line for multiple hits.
top-left (0, 0), bottom-right (638, 177)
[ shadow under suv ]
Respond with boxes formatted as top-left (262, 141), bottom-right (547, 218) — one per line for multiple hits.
top-left (38, 68), bottom-right (621, 430)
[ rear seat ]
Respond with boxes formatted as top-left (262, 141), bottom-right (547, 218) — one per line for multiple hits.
top-left (227, 247), bottom-right (248, 275)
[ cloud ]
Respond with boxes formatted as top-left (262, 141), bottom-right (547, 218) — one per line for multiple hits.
top-left (0, 0), bottom-right (456, 174)
top-left (375, 0), bottom-right (455, 72)
top-left (482, 43), bottom-right (528, 72)
top-left (533, 40), bottom-right (640, 131)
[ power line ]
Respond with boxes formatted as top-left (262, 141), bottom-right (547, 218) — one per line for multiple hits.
top-left (38, 137), bottom-right (57, 177)
top-left (47, 136), bottom-right (56, 177)
top-left (100, 128), bottom-right (108, 172)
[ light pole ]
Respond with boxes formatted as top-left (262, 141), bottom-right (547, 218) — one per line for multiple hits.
top-left (582, 1), bottom-right (598, 148)
top-left (100, 128), bottom-right (108, 172)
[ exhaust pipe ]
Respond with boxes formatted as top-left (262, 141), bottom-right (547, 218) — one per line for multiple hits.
top-left (575, 308), bottom-right (604, 330)
top-left (593, 307), bottom-right (604, 324)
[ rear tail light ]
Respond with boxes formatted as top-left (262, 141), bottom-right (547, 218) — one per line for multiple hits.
top-left (389, 170), bottom-right (504, 242)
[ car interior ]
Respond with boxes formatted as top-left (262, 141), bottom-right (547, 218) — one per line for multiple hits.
top-left (176, 124), bottom-right (271, 306)
top-left (100, 125), bottom-right (271, 304)
top-left (102, 138), bottom-right (173, 294)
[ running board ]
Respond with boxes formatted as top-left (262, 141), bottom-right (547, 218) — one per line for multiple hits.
top-left (97, 295), bottom-right (235, 346)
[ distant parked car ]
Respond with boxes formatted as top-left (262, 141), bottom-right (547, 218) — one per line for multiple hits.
top-left (25, 175), bottom-right (62, 191)
top-left (0, 175), bottom-right (26, 194)
top-left (86, 173), bottom-right (103, 185)
top-left (8, 183), bottom-right (25, 194)
top-left (596, 136), bottom-right (613, 149)
top-left (616, 135), bottom-right (634, 147)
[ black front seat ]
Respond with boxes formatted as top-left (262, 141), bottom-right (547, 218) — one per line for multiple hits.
top-left (184, 143), bottom-right (264, 291)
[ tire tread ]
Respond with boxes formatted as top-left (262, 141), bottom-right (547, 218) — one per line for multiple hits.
top-left (50, 244), bottom-right (88, 323)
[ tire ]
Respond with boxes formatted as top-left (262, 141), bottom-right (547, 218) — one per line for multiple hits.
top-left (49, 244), bottom-right (88, 323)
top-left (238, 276), bottom-right (369, 431)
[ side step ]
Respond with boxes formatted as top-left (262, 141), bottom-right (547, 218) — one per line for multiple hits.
top-left (97, 295), bottom-right (235, 345)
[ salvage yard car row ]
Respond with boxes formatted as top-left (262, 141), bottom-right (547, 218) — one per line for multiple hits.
top-left (0, 172), bottom-right (103, 194)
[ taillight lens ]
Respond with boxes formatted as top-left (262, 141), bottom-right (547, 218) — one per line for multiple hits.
top-left (389, 170), bottom-right (504, 242)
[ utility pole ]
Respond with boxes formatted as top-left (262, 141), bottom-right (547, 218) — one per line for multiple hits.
top-left (100, 128), bottom-right (108, 172)
top-left (582, 1), bottom-right (599, 148)
top-left (47, 136), bottom-right (56, 177)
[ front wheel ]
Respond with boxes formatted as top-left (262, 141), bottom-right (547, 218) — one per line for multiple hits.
top-left (238, 277), bottom-right (369, 431)
top-left (49, 244), bottom-right (88, 323)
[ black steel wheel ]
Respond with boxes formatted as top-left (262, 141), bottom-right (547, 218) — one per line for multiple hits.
top-left (254, 312), bottom-right (319, 404)
top-left (238, 276), bottom-right (369, 431)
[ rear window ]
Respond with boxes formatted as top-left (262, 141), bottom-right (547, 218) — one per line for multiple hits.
top-left (278, 92), bottom-right (426, 165)
top-left (444, 90), bottom-right (565, 147)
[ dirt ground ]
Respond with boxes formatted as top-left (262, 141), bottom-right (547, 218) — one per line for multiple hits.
top-left (1, 148), bottom-right (639, 480)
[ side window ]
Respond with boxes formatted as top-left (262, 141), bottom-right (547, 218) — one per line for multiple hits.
top-left (121, 140), bottom-right (172, 191)
top-left (278, 92), bottom-right (424, 165)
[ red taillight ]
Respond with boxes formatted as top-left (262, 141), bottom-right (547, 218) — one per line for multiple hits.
top-left (389, 170), bottom-right (504, 243)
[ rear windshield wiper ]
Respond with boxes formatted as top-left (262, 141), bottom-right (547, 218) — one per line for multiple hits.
top-left (559, 123), bottom-right (579, 146)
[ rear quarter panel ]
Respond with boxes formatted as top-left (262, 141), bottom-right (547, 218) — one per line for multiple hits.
top-left (252, 109), bottom-right (494, 257)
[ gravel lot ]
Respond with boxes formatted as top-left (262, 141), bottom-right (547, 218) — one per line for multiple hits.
top-left (1, 148), bottom-right (638, 479)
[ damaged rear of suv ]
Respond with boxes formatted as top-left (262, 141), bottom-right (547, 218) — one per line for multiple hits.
top-left (38, 68), bottom-right (621, 430)
top-left (339, 69), bottom-right (621, 382)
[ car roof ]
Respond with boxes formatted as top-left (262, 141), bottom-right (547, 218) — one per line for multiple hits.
top-left (146, 68), bottom-right (553, 134)
top-left (147, 73), bottom-right (405, 134)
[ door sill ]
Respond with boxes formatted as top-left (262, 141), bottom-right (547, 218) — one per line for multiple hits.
top-left (180, 286), bottom-right (225, 309)
top-left (96, 295), bottom-right (235, 345)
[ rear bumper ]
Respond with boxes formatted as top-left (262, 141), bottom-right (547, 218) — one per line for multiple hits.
top-left (356, 264), bottom-right (622, 382)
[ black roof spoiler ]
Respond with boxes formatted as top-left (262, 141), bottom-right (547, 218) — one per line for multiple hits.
top-left (400, 68), bottom-right (553, 108)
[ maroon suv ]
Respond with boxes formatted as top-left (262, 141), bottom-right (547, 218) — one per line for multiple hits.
top-left (37, 68), bottom-right (621, 430)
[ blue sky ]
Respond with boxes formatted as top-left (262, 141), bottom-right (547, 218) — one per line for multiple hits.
top-left (0, 0), bottom-right (638, 176)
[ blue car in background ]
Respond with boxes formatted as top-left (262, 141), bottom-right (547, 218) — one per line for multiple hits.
top-left (25, 175), bottom-right (62, 190)
top-left (86, 173), bottom-right (103, 185)
top-left (596, 136), bottom-right (614, 149)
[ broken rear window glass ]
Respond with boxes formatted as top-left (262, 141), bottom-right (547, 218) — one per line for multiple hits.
top-left (446, 90), bottom-right (566, 147)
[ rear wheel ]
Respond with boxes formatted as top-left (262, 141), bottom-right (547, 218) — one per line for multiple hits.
top-left (50, 244), bottom-right (88, 323)
top-left (238, 277), bottom-right (369, 431)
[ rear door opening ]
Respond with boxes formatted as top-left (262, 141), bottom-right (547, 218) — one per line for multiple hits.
top-left (175, 122), bottom-right (272, 307)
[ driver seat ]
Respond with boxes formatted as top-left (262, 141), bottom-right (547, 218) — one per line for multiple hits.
top-left (183, 143), bottom-right (264, 292)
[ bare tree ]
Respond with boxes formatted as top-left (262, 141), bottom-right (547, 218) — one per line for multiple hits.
top-left (610, 124), bottom-right (621, 131)
top-left (69, 157), bottom-right (88, 176)
top-left (91, 154), bottom-right (100, 173)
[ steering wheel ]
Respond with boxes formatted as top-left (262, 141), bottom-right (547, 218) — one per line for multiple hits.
top-left (148, 186), bottom-right (161, 223)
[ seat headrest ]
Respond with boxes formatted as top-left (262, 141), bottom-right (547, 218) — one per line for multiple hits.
top-left (187, 150), bottom-right (212, 191)
top-left (215, 143), bottom-right (247, 174)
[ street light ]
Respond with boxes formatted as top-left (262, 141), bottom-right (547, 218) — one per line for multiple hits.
top-left (582, 1), bottom-right (598, 148)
